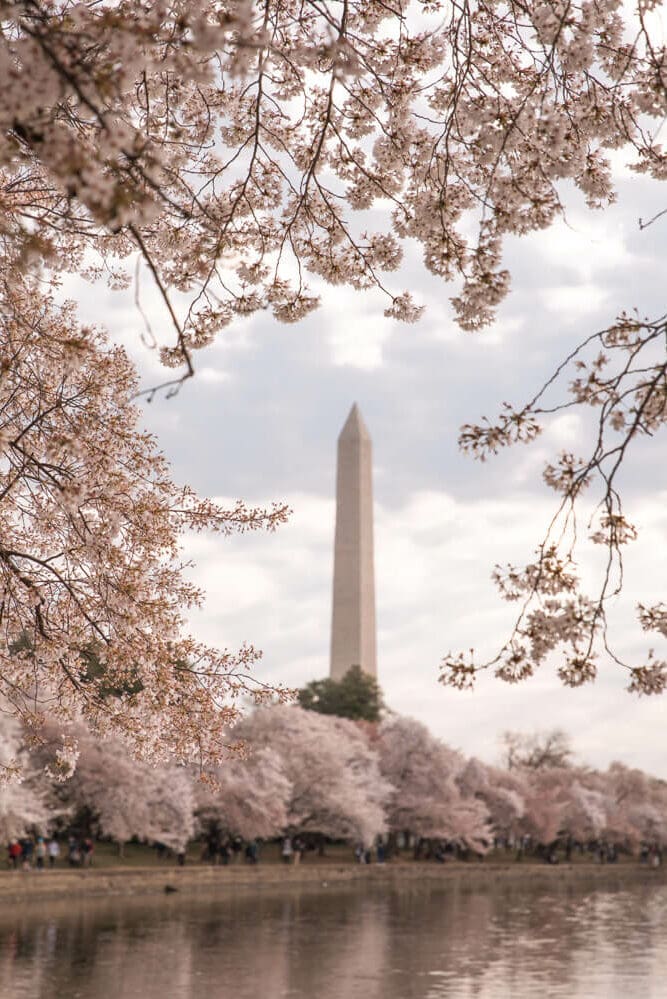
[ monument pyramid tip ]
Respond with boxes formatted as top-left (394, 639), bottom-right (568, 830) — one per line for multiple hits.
top-left (339, 402), bottom-right (371, 441)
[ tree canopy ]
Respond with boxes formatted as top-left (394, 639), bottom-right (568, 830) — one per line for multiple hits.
top-left (6, 708), bottom-right (667, 853)
top-left (0, 0), bottom-right (665, 772)
top-left (298, 666), bottom-right (384, 722)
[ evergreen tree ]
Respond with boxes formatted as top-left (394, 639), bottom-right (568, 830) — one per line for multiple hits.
top-left (298, 666), bottom-right (384, 723)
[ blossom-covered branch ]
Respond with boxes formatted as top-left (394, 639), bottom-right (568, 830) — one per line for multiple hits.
top-left (442, 313), bottom-right (667, 694)
top-left (0, 277), bottom-right (290, 767)
top-left (2, 0), bottom-right (665, 373)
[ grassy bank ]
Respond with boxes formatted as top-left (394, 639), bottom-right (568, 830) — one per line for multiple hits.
top-left (7, 838), bottom-right (659, 869)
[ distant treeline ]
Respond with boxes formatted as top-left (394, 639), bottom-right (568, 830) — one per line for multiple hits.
top-left (2, 699), bottom-right (666, 860)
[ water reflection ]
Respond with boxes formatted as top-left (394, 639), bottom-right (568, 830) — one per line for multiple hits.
top-left (1, 878), bottom-right (667, 998)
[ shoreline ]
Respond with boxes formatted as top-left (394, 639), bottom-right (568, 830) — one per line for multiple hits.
top-left (1, 859), bottom-right (664, 904)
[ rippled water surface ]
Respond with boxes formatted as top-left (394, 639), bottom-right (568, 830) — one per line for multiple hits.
top-left (2, 876), bottom-right (667, 998)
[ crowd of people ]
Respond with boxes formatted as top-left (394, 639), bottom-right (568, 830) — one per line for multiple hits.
top-left (196, 833), bottom-right (262, 866)
top-left (194, 834), bottom-right (310, 866)
top-left (6, 835), bottom-right (94, 871)
top-left (5, 829), bottom-right (666, 872)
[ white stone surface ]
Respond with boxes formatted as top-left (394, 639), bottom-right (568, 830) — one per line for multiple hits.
top-left (330, 404), bottom-right (377, 680)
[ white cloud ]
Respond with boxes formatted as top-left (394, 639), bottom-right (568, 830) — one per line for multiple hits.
top-left (182, 485), bottom-right (667, 776)
top-left (536, 214), bottom-right (632, 279)
top-left (197, 366), bottom-right (231, 385)
top-left (324, 296), bottom-right (392, 369)
top-left (542, 283), bottom-right (610, 320)
top-left (545, 412), bottom-right (584, 446)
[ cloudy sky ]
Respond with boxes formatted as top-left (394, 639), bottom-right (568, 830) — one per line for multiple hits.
top-left (69, 155), bottom-right (666, 777)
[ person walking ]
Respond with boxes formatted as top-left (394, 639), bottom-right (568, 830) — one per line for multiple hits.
top-left (35, 837), bottom-right (47, 871)
top-left (68, 836), bottom-right (81, 867)
top-left (47, 837), bottom-right (60, 868)
top-left (82, 837), bottom-right (94, 867)
top-left (21, 836), bottom-right (34, 870)
top-left (281, 836), bottom-right (293, 865)
top-left (245, 840), bottom-right (259, 864)
top-left (8, 841), bottom-right (22, 870)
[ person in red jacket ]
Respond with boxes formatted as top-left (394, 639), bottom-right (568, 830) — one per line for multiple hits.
top-left (8, 841), bottom-right (22, 870)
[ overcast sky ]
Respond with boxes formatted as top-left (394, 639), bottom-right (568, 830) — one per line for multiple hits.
top-left (69, 156), bottom-right (666, 777)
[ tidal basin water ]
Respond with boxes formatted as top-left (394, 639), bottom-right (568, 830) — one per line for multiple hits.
top-left (2, 877), bottom-right (667, 998)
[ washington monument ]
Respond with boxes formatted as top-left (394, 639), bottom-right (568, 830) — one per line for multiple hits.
top-left (330, 404), bottom-right (377, 680)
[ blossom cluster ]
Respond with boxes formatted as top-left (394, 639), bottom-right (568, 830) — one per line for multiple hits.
top-left (0, 280), bottom-right (290, 768)
top-left (445, 314), bottom-right (666, 695)
top-left (1, 0), bottom-right (665, 356)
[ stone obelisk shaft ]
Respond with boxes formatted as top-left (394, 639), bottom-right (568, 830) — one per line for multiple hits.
top-left (330, 404), bottom-right (377, 680)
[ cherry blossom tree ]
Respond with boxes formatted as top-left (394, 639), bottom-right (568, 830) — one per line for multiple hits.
top-left (0, 0), bottom-right (664, 757)
top-left (194, 746), bottom-right (290, 840)
top-left (378, 716), bottom-right (490, 851)
top-left (457, 757), bottom-right (528, 843)
top-left (237, 705), bottom-right (391, 845)
top-left (459, 754), bottom-right (622, 850)
top-left (0, 277), bottom-right (289, 771)
top-left (517, 766), bottom-right (571, 847)
top-left (603, 761), bottom-right (667, 846)
top-left (0, 713), bottom-right (52, 841)
top-left (59, 724), bottom-right (196, 852)
top-left (545, 767), bottom-right (609, 844)
top-left (514, 764), bottom-right (622, 848)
